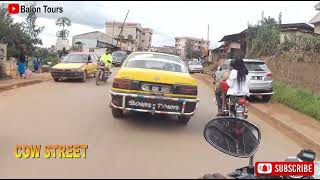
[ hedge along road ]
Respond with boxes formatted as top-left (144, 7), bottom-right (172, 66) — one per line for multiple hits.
top-left (0, 67), bottom-right (302, 178)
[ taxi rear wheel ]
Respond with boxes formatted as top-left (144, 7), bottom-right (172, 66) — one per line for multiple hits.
top-left (177, 115), bottom-right (190, 124)
top-left (112, 107), bottom-right (123, 118)
top-left (81, 71), bottom-right (87, 82)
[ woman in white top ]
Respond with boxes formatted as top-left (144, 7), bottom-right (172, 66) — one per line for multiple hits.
top-left (226, 58), bottom-right (250, 97)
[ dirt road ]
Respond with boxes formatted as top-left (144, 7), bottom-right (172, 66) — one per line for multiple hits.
top-left (0, 68), bottom-right (302, 178)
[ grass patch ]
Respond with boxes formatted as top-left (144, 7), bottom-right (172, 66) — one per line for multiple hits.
top-left (272, 81), bottom-right (320, 121)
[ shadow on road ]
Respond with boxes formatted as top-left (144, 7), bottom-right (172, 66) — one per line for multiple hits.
top-left (57, 76), bottom-right (96, 83)
top-left (118, 111), bottom-right (189, 130)
top-left (248, 96), bottom-right (270, 104)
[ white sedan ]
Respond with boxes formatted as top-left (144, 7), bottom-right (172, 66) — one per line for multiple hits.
top-left (188, 61), bottom-right (204, 73)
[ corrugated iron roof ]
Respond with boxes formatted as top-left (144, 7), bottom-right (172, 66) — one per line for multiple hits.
top-left (280, 23), bottom-right (314, 31)
top-left (219, 23), bottom-right (314, 42)
top-left (310, 12), bottom-right (320, 24)
top-left (315, 2), bottom-right (320, 10)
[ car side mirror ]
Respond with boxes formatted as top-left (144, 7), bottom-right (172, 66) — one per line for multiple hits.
top-left (204, 117), bottom-right (261, 158)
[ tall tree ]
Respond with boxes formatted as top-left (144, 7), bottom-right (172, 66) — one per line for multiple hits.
top-left (23, 2), bottom-right (44, 48)
top-left (0, 6), bottom-right (33, 57)
top-left (246, 13), bottom-right (281, 58)
top-left (278, 12), bottom-right (282, 25)
top-left (185, 40), bottom-right (194, 59)
top-left (56, 17), bottom-right (71, 40)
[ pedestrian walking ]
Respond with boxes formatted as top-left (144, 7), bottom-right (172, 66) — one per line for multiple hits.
top-left (18, 48), bottom-right (26, 78)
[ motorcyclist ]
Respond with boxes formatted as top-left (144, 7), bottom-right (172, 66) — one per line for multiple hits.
top-left (226, 58), bottom-right (249, 115)
top-left (100, 49), bottom-right (113, 73)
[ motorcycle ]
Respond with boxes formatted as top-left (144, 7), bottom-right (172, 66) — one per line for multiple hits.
top-left (96, 61), bottom-right (110, 86)
top-left (201, 117), bottom-right (317, 179)
top-left (225, 96), bottom-right (249, 119)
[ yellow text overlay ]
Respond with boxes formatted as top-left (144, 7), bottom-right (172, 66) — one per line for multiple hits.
top-left (15, 144), bottom-right (88, 159)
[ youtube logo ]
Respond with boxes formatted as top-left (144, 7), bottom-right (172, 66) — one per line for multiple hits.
top-left (8, 4), bottom-right (19, 14)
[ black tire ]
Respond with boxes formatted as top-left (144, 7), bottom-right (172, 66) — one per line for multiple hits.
top-left (96, 71), bottom-right (101, 86)
top-left (112, 107), bottom-right (123, 118)
top-left (53, 78), bottom-right (59, 82)
top-left (262, 95), bottom-right (272, 102)
top-left (81, 71), bottom-right (87, 82)
top-left (177, 115), bottom-right (191, 124)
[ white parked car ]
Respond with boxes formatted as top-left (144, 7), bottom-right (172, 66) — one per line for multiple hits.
top-left (214, 59), bottom-right (274, 102)
top-left (188, 61), bottom-right (203, 73)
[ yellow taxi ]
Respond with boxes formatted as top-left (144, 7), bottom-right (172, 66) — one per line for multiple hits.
top-left (51, 52), bottom-right (99, 82)
top-left (109, 52), bottom-right (200, 124)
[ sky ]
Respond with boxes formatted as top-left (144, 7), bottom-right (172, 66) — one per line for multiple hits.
top-left (3, 1), bottom-right (319, 48)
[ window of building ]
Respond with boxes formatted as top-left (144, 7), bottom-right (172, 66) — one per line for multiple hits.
top-left (142, 40), bottom-right (145, 43)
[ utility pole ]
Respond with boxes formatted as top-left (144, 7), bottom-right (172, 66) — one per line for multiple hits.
top-left (205, 24), bottom-right (209, 66)
top-left (207, 24), bottom-right (209, 43)
top-left (116, 10), bottom-right (130, 50)
top-left (111, 20), bottom-right (115, 46)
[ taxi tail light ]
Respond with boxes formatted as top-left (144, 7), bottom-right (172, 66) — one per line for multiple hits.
top-left (174, 85), bottom-right (197, 95)
top-left (113, 78), bottom-right (132, 89)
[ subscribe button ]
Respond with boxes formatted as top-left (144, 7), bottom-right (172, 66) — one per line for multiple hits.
top-left (255, 162), bottom-right (315, 177)
top-left (15, 144), bottom-right (88, 159)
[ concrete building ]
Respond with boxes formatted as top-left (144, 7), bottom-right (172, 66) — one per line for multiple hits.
top-left (150, 46), bottom-right (177, 55)
top-left (309, 2), bottom-right (320, 34)
top-left (105, 22), bottom-right (153, 51)
top-left (72, 31), bottom-right (118, 56)
top-left (175, 37), bottom-right (209, 60)
top-left (218, 30), bottom-right (247, 59)
top-left (208, 45), bottom-right (226, 63)
top-left (279, 23), bottom-right (314, 43)
top-left (141, 28), bottom-right (153, 51)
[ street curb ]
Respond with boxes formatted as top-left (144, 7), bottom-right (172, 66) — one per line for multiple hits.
top-left (0, 78), bottom-right (52, 92)
top-left (193, 73), bottom-right (320, 153)
top-left (248, 103), bottom-right (320, 154)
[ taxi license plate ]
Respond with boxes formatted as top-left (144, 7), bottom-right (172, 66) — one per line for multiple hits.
top-left (141, 83), bottom-right (170, 93)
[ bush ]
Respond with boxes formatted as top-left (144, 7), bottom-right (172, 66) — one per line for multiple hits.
top-left (43, 54), bottom-right (59, 67)
top-left (272, 81), bottom-right (320, 121)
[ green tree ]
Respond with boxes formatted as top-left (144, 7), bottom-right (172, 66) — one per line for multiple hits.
top-left (246, 13), bottom-right (280, 58)
top-left (23, 2), bottom-right (44, 47)
top-left (56, 29), bottom-right (70, 40)
top-left (278, 12), bottom-right (282, 25)
top-left (185, 40), bottom-right (194, 59)
top-left (56, 17), bottom-right (71, 40)
top-left (0, 6), bottom-right (35, 57)
top-left (34, 48), bottom-right (49, 59)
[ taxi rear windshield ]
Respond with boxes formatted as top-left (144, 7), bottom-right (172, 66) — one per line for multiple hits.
top-left (124, 59), bottom-right (188, 73)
